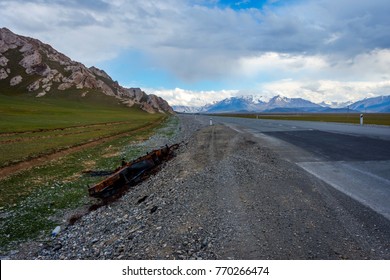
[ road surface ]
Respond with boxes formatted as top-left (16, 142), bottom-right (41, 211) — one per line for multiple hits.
top-left (208, 116), bottom-right (390, 221)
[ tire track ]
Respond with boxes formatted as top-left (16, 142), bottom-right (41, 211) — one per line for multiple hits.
top-left (0, 121), bottom-right (163, 180)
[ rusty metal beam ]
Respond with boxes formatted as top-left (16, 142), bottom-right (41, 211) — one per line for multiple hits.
top-left (88, 144), bottom-right (179, 198)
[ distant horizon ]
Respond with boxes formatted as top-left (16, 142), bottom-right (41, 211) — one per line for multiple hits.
top-left (1, 0), bottom-right (390, 106)
top-left (166, 92), bottom-right (390, 107)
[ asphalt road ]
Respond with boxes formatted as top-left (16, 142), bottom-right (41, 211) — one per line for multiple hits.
top-left (204, 116), bottom-right (390, 221)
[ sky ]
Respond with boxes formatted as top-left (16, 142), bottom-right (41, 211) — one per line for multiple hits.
top-left (1, 0), bottom-right (390, 106)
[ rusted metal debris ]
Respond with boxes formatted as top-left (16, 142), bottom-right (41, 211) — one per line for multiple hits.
top-left (88, 144), bottom-right (179, 198)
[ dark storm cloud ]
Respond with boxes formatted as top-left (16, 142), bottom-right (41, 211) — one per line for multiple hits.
top-left (1, 0), bottom-right (389, 83)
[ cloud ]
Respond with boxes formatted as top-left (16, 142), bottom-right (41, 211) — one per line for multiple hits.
top-left (237, 48), bottom-right (390, 81)
top-left (154, 79), bottom-right (390, 107)
top-left (2, 0), bottom-right (389, 64)
top-left (0, 0), bottom-right (389, 103)
top-left (260, 79), bottom-right (390, 104)
top-left (238, 52), bottom-right (329, 79)
top-left (146, 88), bottom-right (237, 106)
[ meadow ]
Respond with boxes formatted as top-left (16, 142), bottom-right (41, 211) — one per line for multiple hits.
top-left (0, 92), bottom-right (175, 254)
top-left (0, 93), bottom-right (164, 167)
top-left (216, 113), bottom-right (390, 126)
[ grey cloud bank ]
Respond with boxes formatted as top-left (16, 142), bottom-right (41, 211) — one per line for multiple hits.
top-left (0, 0), bottom-right (389, 104)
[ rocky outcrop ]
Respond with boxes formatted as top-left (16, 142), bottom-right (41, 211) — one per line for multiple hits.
top-left (0, 27), bottom-right (173, 114)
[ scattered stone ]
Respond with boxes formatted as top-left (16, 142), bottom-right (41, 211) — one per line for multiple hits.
top-left (137, 196), bottom-right (148, 204)
top-left (36, 91), bottom-right (47, 97)
top-left (27, 80), bottom-right (40, 91)
top-left (150, 206), bottom-right (158, 214)
top-left (0, 56), bottom-right (8, 67)
top-left (51, 226), bottom-right (61, 237)
top-left (53, 244), bottom-right (62, 251)
top-left (0, 68), bottom-right (8, 80)
top-left (10, 75), bottom-right (22, 86)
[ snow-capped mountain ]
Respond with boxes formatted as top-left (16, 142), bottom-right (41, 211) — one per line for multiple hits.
top-left (204, 95), bottom-right (321, 113)
top-left (173, 95), bottom-right (390, 113)
top-left (349, 95), bottom-right (390, 113)
top-left (265, 95), bottom-right (321, 110)
top-left (205, 96), bottom-right (266, 113)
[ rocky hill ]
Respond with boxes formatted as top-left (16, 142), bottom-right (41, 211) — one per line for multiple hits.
top-left (0, 28), bottom-right (173, 114)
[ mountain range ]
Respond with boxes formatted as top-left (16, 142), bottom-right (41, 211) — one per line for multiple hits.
top-left (0, 28), bottom-right (173, 114)
top-left (3, 28), bottom-right (388, 115)
top-left (173, 95), bottom-right (390, 113)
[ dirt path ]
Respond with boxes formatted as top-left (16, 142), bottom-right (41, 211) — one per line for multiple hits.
top-left (0, 121), bottom-right (135, 137)
top-left (0, 121), bottom-right (162, 180)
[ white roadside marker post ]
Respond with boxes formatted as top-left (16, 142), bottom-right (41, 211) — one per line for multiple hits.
top-left (210, 118), bottom-right (213, 126)
top-left (360, 114), bottom-right (364, 126)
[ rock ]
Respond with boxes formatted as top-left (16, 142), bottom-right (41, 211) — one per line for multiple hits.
top-left (19, 50), bottom-right (42, 70)
top-left (27, 80), bottom-right (40, 91)
top-left (53, 244), bottom-right (62, 251)
top-left (137, 196), bottom-right (148, 204)
top-left (36, 91), bottom-right (47, 97)
top-left (19, 43), bottom-right (34, 53)
top-left (89, 66), bottom-right (111, 80)
top-left (0, 56), bottom-right (8, 67)
top-left (51, 226), bottom-right (61, 237)
top-left (58, 83), bottom-right (73, 90)
top-left (150, 206), bottom-right (158, 214)
top-left (10, 75), bottom-right (22, 86)
top-left (0, 68), bottom-right (8, 80)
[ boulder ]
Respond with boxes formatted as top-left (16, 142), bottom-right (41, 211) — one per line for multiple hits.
top-left (10, 75), bottom-right (22, 86)
top-left (0, 56), bottom-right (8, 67)
top-left (27, 80), bottom-right (40, 91)
top-left (0, 68), bottom-right (8, 80)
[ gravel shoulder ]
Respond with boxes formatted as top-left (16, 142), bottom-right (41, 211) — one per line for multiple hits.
top-left (8, 115), bottom-right (390, 259)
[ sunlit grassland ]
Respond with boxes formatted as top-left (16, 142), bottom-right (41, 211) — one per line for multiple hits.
top-left (0, 93), bottom-right (165, 167)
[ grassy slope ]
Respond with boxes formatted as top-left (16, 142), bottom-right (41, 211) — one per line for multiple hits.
top-left (0, 91), bottom-right (159, 132)
top-left (0, 92), bottom-right (165, 167)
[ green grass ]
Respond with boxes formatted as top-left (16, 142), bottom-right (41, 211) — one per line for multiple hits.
top-left (0, 90), bottom-right (176, 254)
top-left (0, 93), bottom-right (165, 167)
top-left (0, 91), bottom-right (161, 132)
top-left (0, 122), bottom-right (174, 252)
top-left (214, 113), bottom-right (390, 126)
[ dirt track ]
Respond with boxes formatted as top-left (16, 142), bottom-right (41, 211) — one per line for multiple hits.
top-left (0, 121), bottom-right (162, 180)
